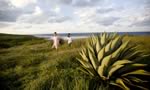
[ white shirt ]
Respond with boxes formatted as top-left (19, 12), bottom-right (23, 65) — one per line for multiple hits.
top-left (52, 36), bottom-right (59, 45)
top-left (67, 37), bottom-right (72, 44)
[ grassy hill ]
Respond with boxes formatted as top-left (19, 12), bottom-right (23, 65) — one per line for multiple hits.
top-left (0, 33), bottom-right (150, 90)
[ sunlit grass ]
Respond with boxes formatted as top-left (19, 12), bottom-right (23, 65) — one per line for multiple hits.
top-left (0, 33), bottom-right (150, 90)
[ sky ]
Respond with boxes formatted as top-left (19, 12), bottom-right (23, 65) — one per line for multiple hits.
top-left (0, 0), bottom-right (150, 34)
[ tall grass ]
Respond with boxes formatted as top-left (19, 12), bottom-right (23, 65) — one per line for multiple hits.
top-left (0, 34), bottom-right (150, 90)
top-left (0, 34), bottom-right (90, 90)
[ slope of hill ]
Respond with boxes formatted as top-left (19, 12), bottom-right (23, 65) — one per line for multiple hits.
top-left (0, 33), bottom-right (150, 90)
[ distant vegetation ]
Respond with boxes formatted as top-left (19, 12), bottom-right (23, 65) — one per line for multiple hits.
top-left (0, 33), bottom-right (150, 90)
top-left (0, 34), bottom-right (43, 48)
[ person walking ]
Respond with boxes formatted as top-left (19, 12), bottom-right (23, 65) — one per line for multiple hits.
top-left (67, 33), bottom-right (72, 46)
top-left (52, 32), bottom-right (59, 49)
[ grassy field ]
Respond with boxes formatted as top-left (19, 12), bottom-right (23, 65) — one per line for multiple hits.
top-left (0, 33), bottom-right (150, 90)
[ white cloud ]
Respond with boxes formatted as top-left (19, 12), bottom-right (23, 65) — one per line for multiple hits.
top-left (0, 20), bottom-right (150, 35)
top-left (33, 6), bottom-right (43, 15)
top-left (10, 0), bottom-right (37, 8)
top-left (53, 6), bottom-right (61, 13)
top-left (74, 7), bottom-right (120, 26)
top-left (17, 14), bottom-right (48, 24)
top-left (0, 0), bottom-right (150, 34)
top-left (16, 6), bottom-right (70, 24)
top-left (16, 6), bottom-right (49, 24)
top-left (74, 7), bottom-right (97, 24)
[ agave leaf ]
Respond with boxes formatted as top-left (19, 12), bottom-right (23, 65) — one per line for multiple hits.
top-left (100, 33), bottom-right (106, 46)
top-left (88, 42), bottom-right (95, 55)
top-left (96, 36), bottom-right (101, 53)
top-left (111, 33), bottom-right (118, 40)
top-left (123, 50), bottom-right (143, 60)
top-left (88, 39), bottom-right (98, 59)
top-left (111, 35), bottom-right (122, 51)
top-left (122, 69), bottom-right (150, 76)
top-left (88, 49), bottom-right (98, 70)
top-left (116, 78), bottom-right (130, 90)
top-left (131, 85), bottom-right (149, 90)
top-left (91, 35), bottom-right (97, 45)
top-left (111, 47), bottom-right (121, 59)
top-left (97, 65), bottom-right (107, 80)
top-left (77, 58), bottom-right (91, 68)
top-left (129, 76), bottom-right (149, 83)
top-left (111, 40), bottom-right (130, 64)
top-left (81, 47), bottom-right (87, 54)
top-left (89, 36), bottom-right (94, 44)
top-left (101, 55), bottom-right (112, 66)
top-left (79, 67), bottom-right (91, 76)
top-left (122, 77), bottom-right (149, 90)
top-left (105, 40), bottom-right (112, 55)
top-left (117, 63), bottom-right (148, 75)
top-left (110, 82), bottom-right (127, 90)
top-left (107, 65), bottom-right (124, 78)
top-left (119, 45), bottom-right (135, 58)
top-left (134, 54), bottom-right (150, 63)
top-left (132, 63), bottom-right (147, 67)
top-left (79, 49), bottom-right (89, 62)
top-left (90, 35), bottom-right (96, 46)
top-left (110, 47), bottom-right (122, 64)
top-left (120, 40), bottom-right (130, 50)
top-left (122, 77), bottom-right (130, 84)
top-left (78, 33), bottom-right (150, 90)
top-left (112, 60), bottom-right (132, 66)
top-left (80, 67), bottom-right (96, 76)
top-left (98, 47), bottom-right (105, 63)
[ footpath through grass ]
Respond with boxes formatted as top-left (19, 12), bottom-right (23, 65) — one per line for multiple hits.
top-left (0, 34), bottom-right (150, 90)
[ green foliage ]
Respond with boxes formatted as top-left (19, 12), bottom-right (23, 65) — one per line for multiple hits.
top-left (0, 33), bottom-right (150, 90)
top-left (78, 33), bottom-right (150, 90)
top-left (0, 33), bottom-right (45, 48)
top-left (0, 34), bottom-right (89, 90)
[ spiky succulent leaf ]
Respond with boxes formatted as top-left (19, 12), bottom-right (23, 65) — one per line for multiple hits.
top-left (104, 40), bottom-right (112, 55)
top-left (122, 69), bottom-right (150, 76)
top-left (88, 49), bottom-right (98, 70)
top-left (128, 76), bottom-right (149, 83)
top-left (77, 33), bottom-right (150, 90)
top-left (96, 36), bottom-right (101, 53)
top-left (107, 65), bottom-right (124, 79)
top-left (98, 47), bottom-right (105, 63)
top-left (111, 35), bottom-right (122, 51)
top-left (112, 60), bottom-right (132, 66)
top-left (122, 77), bottom-right (149, 90)
top-left (116, 78), bottom-right (130, 90)
top-left (101, 33), bottom-right (106, 46)
top-left (97, 65), bottom-right (107, 80)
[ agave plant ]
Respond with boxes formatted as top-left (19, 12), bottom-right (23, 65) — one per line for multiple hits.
top-left (77, 33), bottom-right (150, 90)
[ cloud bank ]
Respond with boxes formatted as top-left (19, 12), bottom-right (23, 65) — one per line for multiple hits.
top-left (0, 0), bottom-right (150, 34)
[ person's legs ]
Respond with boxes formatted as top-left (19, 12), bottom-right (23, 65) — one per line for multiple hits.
top-left (54, 43), bottom-right (58, 50)
top-left (52, 44), bottom-right (55, 48)
top-left (55, 45), bottom-right (58, 49)
top-left (68, 43), bottom-right (72, 47)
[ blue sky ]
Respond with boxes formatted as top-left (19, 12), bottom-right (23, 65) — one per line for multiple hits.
top-left (0, 0), bottom-right (150, 34)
